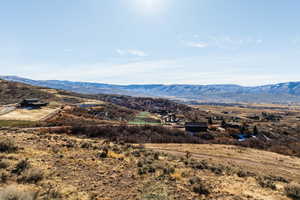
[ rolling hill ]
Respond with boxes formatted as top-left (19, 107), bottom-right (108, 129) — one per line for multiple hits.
top-left (0, 79), bottom-right (57, 105)
top-left (2, 76), bottom-right (300, 104)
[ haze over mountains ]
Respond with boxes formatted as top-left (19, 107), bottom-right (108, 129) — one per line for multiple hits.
top-left (2, 76), bottom-right (300, 104)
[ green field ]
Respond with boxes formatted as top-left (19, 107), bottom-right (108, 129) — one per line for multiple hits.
top-left (128, 112), bottom-right (161, 125)
top-left (0, 120), bottom-right (39, 128)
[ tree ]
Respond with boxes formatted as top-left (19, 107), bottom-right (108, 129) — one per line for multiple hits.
top-left (253, 126), bottom-right (259, 135)
top-left (221, 120), bottom-right (226, 128)
top-left (240, 126), bottom-right (246, 134)
top-left (208, 117), bottom-right (213, 125)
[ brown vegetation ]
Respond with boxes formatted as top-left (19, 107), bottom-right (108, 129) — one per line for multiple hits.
top-left (0, 80), bottom-right (56, 105)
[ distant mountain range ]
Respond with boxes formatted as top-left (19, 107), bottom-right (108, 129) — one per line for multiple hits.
top-left (2, 75), bottom-right (300, 104)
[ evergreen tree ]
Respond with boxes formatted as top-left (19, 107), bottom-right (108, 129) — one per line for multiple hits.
top-left (253, 126), bottom-right (259, 135)
top-left (221, 119), bottom-right (226, 128)
top-left (208, 117), bottom-right (213, 125)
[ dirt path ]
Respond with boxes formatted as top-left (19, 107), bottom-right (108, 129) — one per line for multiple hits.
top-left (146, 146), bottom-right (300, 181)
top-left (0, 106), bottom-right (16, 115)
top-left (39, 108), bottom-right (61, 121)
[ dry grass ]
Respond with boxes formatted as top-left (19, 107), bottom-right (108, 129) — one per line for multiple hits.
top-left (0, 185), bottom-right (39, 200)
top-left (0, 138), bottom-right (18, 153)
top-left (145, 143), bottom-right (300, 182)
top-left (0, 107), bottom-right (58, 121)
top-left (17, 168), bottom-right (44, 184)
top-left (0, 130), bottom-right (297, 199)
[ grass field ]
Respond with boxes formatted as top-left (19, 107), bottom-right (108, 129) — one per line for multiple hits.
top-left (128, 112), bottom-right (161, 125)
top-left (0, 107), bottom-right (58, 121)
top-left (0, 120), bottom-right (39, 128)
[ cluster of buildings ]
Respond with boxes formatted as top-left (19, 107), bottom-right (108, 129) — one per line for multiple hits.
top-left (157, 110), bottom-right (209, 135)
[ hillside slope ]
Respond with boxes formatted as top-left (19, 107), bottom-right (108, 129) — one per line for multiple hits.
top-left (0, 79), bottom-right (56, 105)
top-left (0, 129), bottom-right (298, 200)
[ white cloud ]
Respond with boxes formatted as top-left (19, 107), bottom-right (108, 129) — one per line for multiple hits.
top-left (127, 49), bottom-right (147, 57)
top-left (3, 52), bottom-right (300, 86)
top-left (183, 36), bottom-right (262, 50)
top-left (209, 36), bottom-right (263, 49)
top-left (185, 41), bottom-right (208, 48)
top-left (181, 34), bottom-right (263, 50)
top-left (116, 49), bottom-right (148, 57)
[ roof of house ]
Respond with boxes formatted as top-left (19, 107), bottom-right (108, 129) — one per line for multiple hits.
top-left (185, 122), bottom-right (208, 127)
top-left (21, 99), bottom-right (40, 102)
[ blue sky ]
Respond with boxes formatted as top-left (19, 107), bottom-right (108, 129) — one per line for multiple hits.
top-left (1, 0), bottom-right (300, 86)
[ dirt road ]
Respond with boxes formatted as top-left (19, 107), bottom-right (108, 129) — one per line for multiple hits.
top-left (0, 106), bottom-right (16, 115)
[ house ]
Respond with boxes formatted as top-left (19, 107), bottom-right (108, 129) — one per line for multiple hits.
top-left (247, 115), bottom-right (261, 120)
top-left (223, 122), bottom-right (242, 129)
top-left (19, 99), bottom-right (48, 109)
top-left (156, 109), bottom-right (169, 116)
top-left (185, 122), bottom-right (208, 133)
top-left (163, 113), bottom-right (177, 123)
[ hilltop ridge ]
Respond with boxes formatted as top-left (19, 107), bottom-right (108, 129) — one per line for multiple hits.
top-left (2, 76), bottom-right (300, 104)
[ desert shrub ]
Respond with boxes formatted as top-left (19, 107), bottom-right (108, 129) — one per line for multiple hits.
top-left (131, 150), bottom-right (141, 157)
top-left (112, 145), bottom-right (122, 154)
top-left (180, 171), bottom-right (189, 178)
top-left (12, 159), bottom-right (30, 175)
top-left (153, 152), bottom-right (160, 160)
top-left (187, 159), bottom-right (236, 176)
top-left (0, 160), bottom-right (9, 169)
top-left (285, 183), bottom-right (300, 200)
top-left (61, 124), bottom-right (203, 144)
top-left (0, 138), bottom-right (18, 153)
top-left (163, 166), bottom-right (175, 175)
top-left (147, 166), bottom-right (156, 173)
top-left (140, 182), bottom-right (169, 200)
top-left (209, 166), bottom-right (224, 175)
top-left (46, 190), bottom-right (62, 199)
top-left (257, 177), bottom-right (277, 190)
top-left (62, 141), bottom-right (76, 148)
top-left (266, 175), bottom-right (289, 183)
top-left (188, 160), bottom-right (209, 170)
top-left (138, 165), bottom-right (156, 175)
top-left (192, 182), bottom-right (211, 195)
top-left (237, 170), bottom-right (255, 178)
top-left (138, 167), bottom-right (147, 175)
top-left (137, 160), bottom-right (144, 168)
top-left (17, 168), bottom-right (44, 184)
top-left (0, 185), bottom-right (39, 200)
top-left (0, 172), bottom-right (8, 183)
top-left (80, 142), bottom-right (93, 149)
top-left (200, 133), bottom-right (215, 140)
top-left (97, 149), bottom-right (108, 158)
top-left (137, 157), bottom-right (157, 175)
top-left (189, 177), bottom-right (201, 185)
top-left (43, 186), bottom-right (62, 199)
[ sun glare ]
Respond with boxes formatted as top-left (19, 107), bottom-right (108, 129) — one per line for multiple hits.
top-left (131, 0), bottom-right (169, 15)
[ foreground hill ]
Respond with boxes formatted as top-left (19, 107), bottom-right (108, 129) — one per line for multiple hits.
top-left (0, 129), bottom-right (299, 200)
top-left (2, 76), bottom-right (300, 104)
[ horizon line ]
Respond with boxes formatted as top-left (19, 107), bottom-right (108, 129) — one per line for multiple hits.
top-left (2, 75), bottom-right (300, 88)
